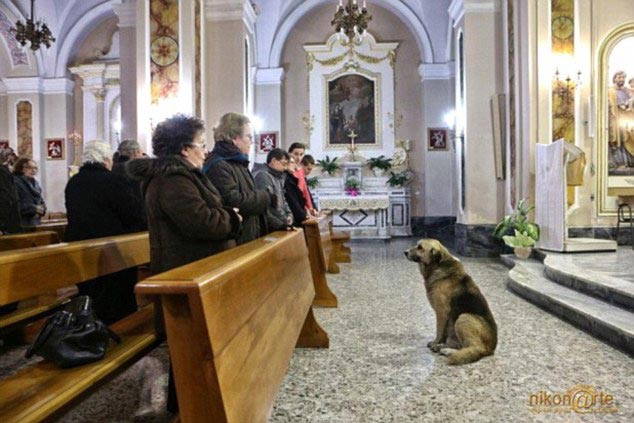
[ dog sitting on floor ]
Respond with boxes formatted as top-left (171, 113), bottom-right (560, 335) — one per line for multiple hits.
top-left (404, 239), bottom-right (497, 365)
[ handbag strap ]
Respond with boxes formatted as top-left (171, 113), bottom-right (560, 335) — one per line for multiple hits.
top-left (107, 326), bottom-right (122, 344)
top-left (25, 314), bottom-right (59, 358)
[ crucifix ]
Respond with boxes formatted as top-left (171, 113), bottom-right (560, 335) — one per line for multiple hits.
top-left (347, 130), bottom-right (358, 159)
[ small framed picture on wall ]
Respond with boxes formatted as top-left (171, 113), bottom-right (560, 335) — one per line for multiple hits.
top-left (258, 132), bottom-right (278, 152)
top-left (46, 138), bottom-right (65, 160)
top-left (428, 128), bottom-right (449, 151)
top-left (0, 140), bottom-right (9, 150)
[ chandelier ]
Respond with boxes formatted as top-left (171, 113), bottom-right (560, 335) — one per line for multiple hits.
top-left (331, 0), bottom-right (372, 44)
top-left (10, 0), bottom-right (56, 51)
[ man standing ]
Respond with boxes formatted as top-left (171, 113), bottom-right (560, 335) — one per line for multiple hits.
top-left (204, 113), bottom-right (274, 244)
top-left (0, 146), bottom-right (22, 234)
top-left (254, 148), bottom-right (293, 232)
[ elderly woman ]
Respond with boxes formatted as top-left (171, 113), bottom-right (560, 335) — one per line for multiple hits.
top-left (13, 158), bottom-right (46, 227)
top-left (127, 114), bottom-right (242, 413)
top-left (204, 112), bottom-right (272, 244)
top-left (64, 140), bottom-right (146, 324)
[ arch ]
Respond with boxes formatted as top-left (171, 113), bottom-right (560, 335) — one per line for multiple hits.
top-left (54, 2), bottom-right (116, 77)
top-left (268, 0), bottom-right (434, 68)
top-left (0, 3), bottom-right (43, 75)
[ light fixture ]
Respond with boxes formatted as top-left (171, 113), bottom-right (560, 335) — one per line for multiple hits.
top-left (10, 0), bottom-right (55, 51)
top-left (553, 68), bottom-right (582, 99)
top-left (331, 0), bottom-right (372, 44)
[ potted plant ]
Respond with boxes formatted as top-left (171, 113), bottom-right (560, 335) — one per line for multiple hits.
top-left (386, 171), bottom-right (412, 188)
top-left (306, 176), bottom-right (319, 189)
top-left (316, 155), bottom-right (340, 176)
top-left (493, 198), bottom-right (540, 259)
top-left (366, 155), bottom-right (392, 177)
top-left (345, 179), bottom-right (361, 196)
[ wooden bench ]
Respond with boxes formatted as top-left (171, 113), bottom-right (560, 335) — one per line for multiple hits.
top-left (0, 232), bottom-right (158, 422)
top-left (303, 214), bottom-right (338, 307)
top-left (33, 219), bottom-right (68, 241)
top-left (327, 223), bottom-right (351, 274)
top-left (136, 230), bottom-right (329, 423)
top-left (0, 231), bottom-right (60, 252)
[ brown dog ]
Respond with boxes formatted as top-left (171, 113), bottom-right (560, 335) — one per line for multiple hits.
top-left (404, 239), bottom-right (497, 365)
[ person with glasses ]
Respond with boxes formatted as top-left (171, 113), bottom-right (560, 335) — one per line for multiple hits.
top-left (254, 148), bottom-right (294, 232)
top-left (12, 158), bottom-right (47, 227)
top-left (127, 114), bottom-right (243, 414)
top-left (204, 112), bottom-right (274, 244)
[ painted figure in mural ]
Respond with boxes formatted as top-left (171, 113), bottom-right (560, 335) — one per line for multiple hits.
top-left (607, 70), bottom-right (634, 173)
top-left (328, 74), bottom-right (375, 145)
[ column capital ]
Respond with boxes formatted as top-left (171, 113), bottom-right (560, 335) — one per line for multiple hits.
top-left (113, 1), bottom-right (137, 28)
top-left (418, 63), bottom-right (455, 82)
top-left (204, 0), bottom-right (257, 33)
top-left (255, 68), bottom-right (285, 85)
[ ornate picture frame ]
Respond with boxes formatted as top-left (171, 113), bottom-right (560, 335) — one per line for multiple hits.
top-left (428, 128), bottom-right (449, 151)
top-left (258, 132), bottom-right (278, 153)
top-left (46, 138), bottom-right (65, 160)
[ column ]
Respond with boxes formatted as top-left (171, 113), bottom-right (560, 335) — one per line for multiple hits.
top-left (94, 89), bottom-right (107, 140)
top-left (113, 1), bottom-right (138, 141)
top-left (203, 0), bottom-right (256, 136)
top-left (254, 67), bottom-right (284, 162)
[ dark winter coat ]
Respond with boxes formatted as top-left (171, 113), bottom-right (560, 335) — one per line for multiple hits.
top-left (254, 166), bottom-right (293, 232)
top-left (14, 174), bottom-right (46, 227)
top-left (127, 156), bottom-right (242, 275)
top-left (284, 171), bottom-right (308, 227)
top-left (0, 165), bottom-right (22, 234)
top-left (64, 162), bottom-right (146, 242)
top-left (203, 140), bottom-right (271, 245)
top-left (112, 155), bottom-right (147, 230)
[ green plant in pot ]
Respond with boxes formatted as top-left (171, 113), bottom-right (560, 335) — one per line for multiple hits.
top-left (316, 155), bottom-right (340, 176)
top-left (386, 170), bottom-right (411, 188)
top-left (493, 198), bottom-right (540, 259)
top-left (306, 176), bottom-right (319, 189)
top-left (366, 155), bottom-right (392, 176)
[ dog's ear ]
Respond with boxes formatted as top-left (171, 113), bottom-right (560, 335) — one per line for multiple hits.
top-left (431, 247), bottom-right (442, 264)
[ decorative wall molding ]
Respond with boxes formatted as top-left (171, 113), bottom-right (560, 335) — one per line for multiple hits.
top-left (113, 2), bottom-right (137, 28)
top-left (204, 0), bottom-right (256, 33)
top-left (449, 0), bottom-right (500, 27)
top-left (448, 0), bottom-right (465, 25)
top-left (0, 81), bottom-right (6, 95)
top-left (69, 63), bottom-right (121, 87)
top-left (3, 77), bottom-right (42, 94)
top-left (0, 9), bottom-right (29, 67)
top-left (42, 78), bottom-right (75, 95)
top-left (255, 67), bottom-right (285, 85)
top-left (418, 62), bottom-right (455, 81)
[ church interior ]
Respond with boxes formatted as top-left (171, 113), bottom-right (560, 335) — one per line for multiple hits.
top-left (0, 0), bottom-right (632, 421)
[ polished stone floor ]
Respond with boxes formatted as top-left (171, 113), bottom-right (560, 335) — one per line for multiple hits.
top-left (1, 238), bottom-right (632, 422)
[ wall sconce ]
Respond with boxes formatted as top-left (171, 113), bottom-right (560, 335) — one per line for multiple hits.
top-left (553, 68), bottom-right (582, 99)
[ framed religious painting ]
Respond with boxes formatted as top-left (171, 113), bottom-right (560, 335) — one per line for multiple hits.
top-left (326, 72), bottom-right (379, 147)
top-left (46, 138), bottom-right (65, 160)
top-left (597, 23), bottom-right (634, 215)
top-left (428, 128), bottom-right (449, 151)
top-left (258, 132), bottom-right (278, 152)
top-left (0, 140), bottom-right (9, 150)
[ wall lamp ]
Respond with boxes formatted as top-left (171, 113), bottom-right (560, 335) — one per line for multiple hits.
top-left (553, 68), bottom-right (582, 99)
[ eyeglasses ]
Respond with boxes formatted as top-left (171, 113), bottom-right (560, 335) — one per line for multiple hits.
top-left (25, 165), bottom-right (38, 171)
top-left (187, 143), bottom-right (206, 149)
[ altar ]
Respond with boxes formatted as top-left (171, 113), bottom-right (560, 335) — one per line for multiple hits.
top-left (315, 188), bottom-right (411, 239)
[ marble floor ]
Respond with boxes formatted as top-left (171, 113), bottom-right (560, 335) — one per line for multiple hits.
top-left (1, 238), bottom-right (632, 422)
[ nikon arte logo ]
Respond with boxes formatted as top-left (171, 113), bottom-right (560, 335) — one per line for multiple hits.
top-left (528, 384), bottom-right (618, 414)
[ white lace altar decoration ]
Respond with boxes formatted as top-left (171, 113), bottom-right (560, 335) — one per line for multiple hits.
top-left (319, 195), bottom-right (390, 211)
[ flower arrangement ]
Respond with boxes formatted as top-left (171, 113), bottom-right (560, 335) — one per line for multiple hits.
top-left (306, 176), bottom-right (319, 189)
top-left (316, 155), bottom-right (340, 176)
top-left (345, 179), bottom-right (361, 196)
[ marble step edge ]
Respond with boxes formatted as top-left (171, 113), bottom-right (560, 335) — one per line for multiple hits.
top-left (507, 261), bottom-right (634, 355)
top-left (542, 257), bottom-right (634, 312)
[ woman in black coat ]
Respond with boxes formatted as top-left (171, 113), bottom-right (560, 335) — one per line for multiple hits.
top-left (13, 158), bottom-right (46, 227)
top-left (284, 157), bottom-right (309, 227)
top-left (64, 140), bottom-right (146, 325)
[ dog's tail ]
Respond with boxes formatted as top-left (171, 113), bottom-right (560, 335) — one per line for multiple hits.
top-left (447, 346), bottom-right (492, 365)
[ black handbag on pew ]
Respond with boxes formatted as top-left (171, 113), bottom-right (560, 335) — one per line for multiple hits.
top-left (25, 295), bottom-right (121, 368)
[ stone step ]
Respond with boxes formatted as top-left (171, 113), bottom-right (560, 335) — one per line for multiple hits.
top-left (506, 258), bottom-right (634, 355)
top-left (542, 255), bottom-right (634, 312)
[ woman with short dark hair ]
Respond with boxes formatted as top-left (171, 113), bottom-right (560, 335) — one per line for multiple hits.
top-left (13, 157), bottom-right (46, 227)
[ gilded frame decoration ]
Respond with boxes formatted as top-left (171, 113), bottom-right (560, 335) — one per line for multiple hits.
top-left (597, 23), bottom-right (634, 216)
top-left (324, 67), bottom-right (382, 149)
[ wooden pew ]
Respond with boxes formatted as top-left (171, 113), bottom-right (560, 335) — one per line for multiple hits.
top-left (0, 231), bottom-right (60, 252)
top-left (303, 214), bottom-right (338, 307)
top-left (33, 219), bottom-right (67, 241)
top-left (136, 230), bottom-right (329, 423)
top-left (0, 232), bottom-right (158, 422)
top-left (327, 223), bottom-right (351, 274)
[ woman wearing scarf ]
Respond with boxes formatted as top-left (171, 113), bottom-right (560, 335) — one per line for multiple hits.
top-left (13, 158), bottom-right (46, 227)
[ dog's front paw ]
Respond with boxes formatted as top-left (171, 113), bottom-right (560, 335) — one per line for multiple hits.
top-left (439, 347), bottom-right (457, 357)
top-left (427, 342), bottom-right (444, 353)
